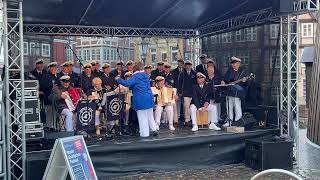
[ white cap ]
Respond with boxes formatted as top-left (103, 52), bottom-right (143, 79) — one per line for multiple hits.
top-left (231, 56), bottom-right (241, 62)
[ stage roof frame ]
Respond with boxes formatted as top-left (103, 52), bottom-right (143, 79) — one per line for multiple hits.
top-left (22, 0), bottom-right (319, 38)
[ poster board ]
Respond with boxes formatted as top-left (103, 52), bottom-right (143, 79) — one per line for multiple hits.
top-left (42, 135), bottom-right (97, 180)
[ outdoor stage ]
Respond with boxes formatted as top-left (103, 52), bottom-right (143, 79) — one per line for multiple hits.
top-left (26, 127), bottom-right (279, 179)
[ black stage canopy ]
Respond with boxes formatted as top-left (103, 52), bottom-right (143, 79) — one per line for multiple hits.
top-left (23, 0), bottom-right (275, 29)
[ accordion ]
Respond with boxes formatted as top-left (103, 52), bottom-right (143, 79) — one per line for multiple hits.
top-left (62, 88), bottom-right (81, 111)
top-left (151, 86), bottom-right (177, 106)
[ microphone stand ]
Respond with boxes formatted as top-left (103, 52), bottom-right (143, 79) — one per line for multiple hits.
top-left (116, 47), bottom-right (124, 136)
top-left (65, 43), bottom-right (90, 136)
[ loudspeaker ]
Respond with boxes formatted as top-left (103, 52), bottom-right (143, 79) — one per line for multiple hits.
top-left (42, 131), bottom-right (74, 149)
top-left (232, 112), bottom-right (257, 130)
top-left (247, 106), bottom-right (278, 128)
top-left (273, 0), bottom-right (294, 14)
top-left (26, 151), bottom-right (50, 180)
top-left (245, 138), bottom-right (293, 170)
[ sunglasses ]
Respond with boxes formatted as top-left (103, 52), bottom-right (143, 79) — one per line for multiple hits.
top-left (61, 79), bottom-right (70, 83)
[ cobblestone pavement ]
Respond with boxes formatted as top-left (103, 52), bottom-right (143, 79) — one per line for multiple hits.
top-left (109, 129), bottom-right (320, 180)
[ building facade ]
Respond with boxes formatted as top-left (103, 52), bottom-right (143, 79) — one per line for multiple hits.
top-left (23, 35), bottom-right (53, 71)
top-left (75, 37), bottom-right (135, 67)
top-left (201, 13), bottom-right (316, 117)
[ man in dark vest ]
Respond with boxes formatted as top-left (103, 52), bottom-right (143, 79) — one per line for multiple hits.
top-left (151, 61), bottom-right (165, 80)
top-left (223, 56), bottom-right (249, 124)
top-left (171, 59), bottom-right (184, 123)
top-left (99, 63), bottom-right (116, 92)
top-left (190, 72), bottom-right (221, 132)
top-left (196, 54), bottom-right (208, 76)
top-left (111, 61), bottom-right (124, 78)
top-left (181, 61), bottom-right (197, 124)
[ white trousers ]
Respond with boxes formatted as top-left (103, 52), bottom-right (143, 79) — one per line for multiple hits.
top-left (61, 108), bottom-right (74, 132)
top-left (154, 105), bottom-right (174, 126)
top-left (136, 108), bottom-right (157, 137)
top-left (183, 97), bottom-right (192, 122)
top-left (210, 100), bottom-right (221, 120)
top-left (227, 96), bottom-right (242, 121)
top-left (190, 104), bottom-right (218, 125)
top-left (95, 110), bottom-right (102, 126)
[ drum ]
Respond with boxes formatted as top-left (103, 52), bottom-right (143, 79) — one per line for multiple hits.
top-left (196, 110), bottom-right (208, 128)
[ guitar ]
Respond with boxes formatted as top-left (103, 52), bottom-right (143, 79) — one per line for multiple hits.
top-left (228, 73), bottom-right (255, 85)
top-left (227, 73), bottom-right (255, 99)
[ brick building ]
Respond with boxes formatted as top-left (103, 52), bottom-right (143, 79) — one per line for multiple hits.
top-left (201, 13), bottom-right (316, 111)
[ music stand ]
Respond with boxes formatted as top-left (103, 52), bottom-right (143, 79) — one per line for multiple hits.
top-left (214, 84), bottom-right (235, 127)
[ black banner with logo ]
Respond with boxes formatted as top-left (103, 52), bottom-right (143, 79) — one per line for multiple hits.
top-left (105, 94), bottom-right (125, 122)
top-left (76, 100), bottom-right (96, 132)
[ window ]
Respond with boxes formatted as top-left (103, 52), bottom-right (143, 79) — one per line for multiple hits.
top-left (129, 50), bottom-right (134, 60)
top-left (124, 50), bottom-right (129, 61)
top-left (66, 48), bottom-right (73, 61)
top-left (301, 23), bottom-right (313, 37)
top-left (171, 47), bottom-right (178, 63)
top-left (82, 50), bottom-right (85, 60)
top-left (110, 49), bottom-right (114, 61)
top-left (91, 49), bottom-right (96, 60)
top-left (84, 49), bottom-right (90, 61)
top-left (30, 42), bottom-right (40, 56)
top-left (270, 24), bottom-right (279, 39)
top-left (41, 43), bottom-right (50, 57)
top-left (245, 27), bottom-right (257, 41)
top-left (270, 49), bottom-right (280, 68)
top-left (106, 49), bottom-right (110, 60)
top-left (23, 42), bottom-right (28, 55)
top-left (211, 35), bottom-right (220, 44)
top-left (222, 52), bottom-right (231, 67)
top-left (96, 49), bottom-right (101, 60)
top-left (161, 52), bottom-right (167, 61)
top-left (235, 51), bottom-right (250, 66)
top-left (186, 39), bottom-right (193, 46)
top-left (102, 49), bottom-right (107, 60)
top-left (303, 79), bottom-right (306, 101)
top-left (150, 48), bottom-right (157, 63)
top-left (221, 32), bottom-right (232, 43)
top-left (235, 30), bottom-right (245, 42)
top-left (184, 52), bottom-right (191, 61)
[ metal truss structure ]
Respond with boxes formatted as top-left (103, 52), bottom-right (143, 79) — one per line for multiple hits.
top-left (0, 0), bottom-right (318, 179)
top-left (23, 24), bottom-right (197, 38)
top-left (294, 0), bottom-right (319, 12)
top-left (198, 8), bottom-right (277, 37)
top-left (3, 0), bottom-right (25, 180)
top-left (279, 15), bottom-right (299, 141)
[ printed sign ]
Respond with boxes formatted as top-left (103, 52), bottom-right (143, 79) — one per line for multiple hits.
top-left (42, 136), bottom-right (97, 180)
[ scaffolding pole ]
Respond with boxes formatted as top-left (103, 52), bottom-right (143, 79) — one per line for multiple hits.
top-left (3, 0), bottom-right (25, 179)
